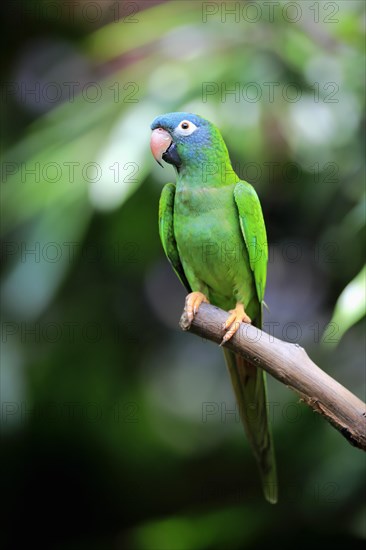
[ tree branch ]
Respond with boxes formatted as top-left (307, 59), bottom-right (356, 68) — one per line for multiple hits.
top-left (179, 303), bottom-right (366, 451)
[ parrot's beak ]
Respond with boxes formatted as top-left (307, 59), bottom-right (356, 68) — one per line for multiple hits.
top-left (150, 128), bottom-right (172, 167)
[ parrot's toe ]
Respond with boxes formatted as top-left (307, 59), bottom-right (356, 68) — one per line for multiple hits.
top-left (220, 303), bottom-right (251, 345)
top-left (184, 292), bottom-right (209, 323)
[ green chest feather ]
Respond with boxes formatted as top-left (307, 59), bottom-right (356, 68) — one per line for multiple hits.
top-left (173, 182), bottom-right (255, 310)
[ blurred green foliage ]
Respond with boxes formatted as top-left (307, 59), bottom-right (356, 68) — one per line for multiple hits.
top-left (1, 1), bottom-right (365, 549)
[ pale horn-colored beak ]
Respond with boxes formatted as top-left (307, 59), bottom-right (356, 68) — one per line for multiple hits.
top-left (150, 128), bottom-right (172, 167)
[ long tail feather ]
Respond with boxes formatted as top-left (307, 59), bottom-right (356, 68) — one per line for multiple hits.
top-left (223, 349), bottom-right (278, 503)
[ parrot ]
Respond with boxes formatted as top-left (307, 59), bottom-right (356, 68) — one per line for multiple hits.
top-left (150, 112), bottom-right (277, 504)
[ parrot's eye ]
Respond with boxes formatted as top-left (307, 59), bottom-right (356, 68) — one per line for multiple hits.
top-left (174, 120), bottom-right (198, 137)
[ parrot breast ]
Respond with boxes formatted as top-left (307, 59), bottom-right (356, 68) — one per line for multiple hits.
top-left (174, 181), bottom-right (257, 316)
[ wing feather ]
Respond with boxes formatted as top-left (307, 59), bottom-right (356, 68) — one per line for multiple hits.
top-left (225, 180), bottom-right (277, 503)
top-left (234, 181), bottom-right (268, 304)
top-left (159, 183), bottom-right (191, 292)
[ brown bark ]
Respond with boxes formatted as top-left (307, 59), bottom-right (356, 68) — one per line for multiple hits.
top-left (180, 303), bottom-right (366, 451)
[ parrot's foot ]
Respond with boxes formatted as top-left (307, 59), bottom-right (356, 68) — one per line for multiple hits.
top-left (184, 292), bottom-right (209, 325)
top-left (220, 303), bottom-right (251, 346)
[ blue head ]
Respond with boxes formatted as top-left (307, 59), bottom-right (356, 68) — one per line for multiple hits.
top-left (150, 112), bottom-right (228, 173)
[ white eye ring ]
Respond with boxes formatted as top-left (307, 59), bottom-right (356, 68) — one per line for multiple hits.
top-left (174, 120), bottom-right (198, 136)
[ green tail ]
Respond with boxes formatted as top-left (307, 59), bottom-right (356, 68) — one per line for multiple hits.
top-left (223, 348), bottom-right (278, 503)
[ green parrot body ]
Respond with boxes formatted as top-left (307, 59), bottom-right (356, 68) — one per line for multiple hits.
top-left (151, 113), bottom-right (277, 503)
top-left (174, 181), bottom-right (258, 316)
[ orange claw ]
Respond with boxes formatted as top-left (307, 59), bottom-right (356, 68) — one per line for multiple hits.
top-left (185, 292), bottom-right (209, 324)
top-left (220, 303), bottom-right (251, 346)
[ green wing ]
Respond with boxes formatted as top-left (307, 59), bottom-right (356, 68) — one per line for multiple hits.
top-left (234, 181), bottom-right (268, 305)
top-left (159, 183), bottom-right (191, 293)
top-left (224, 180), bottom-right (277, 503)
